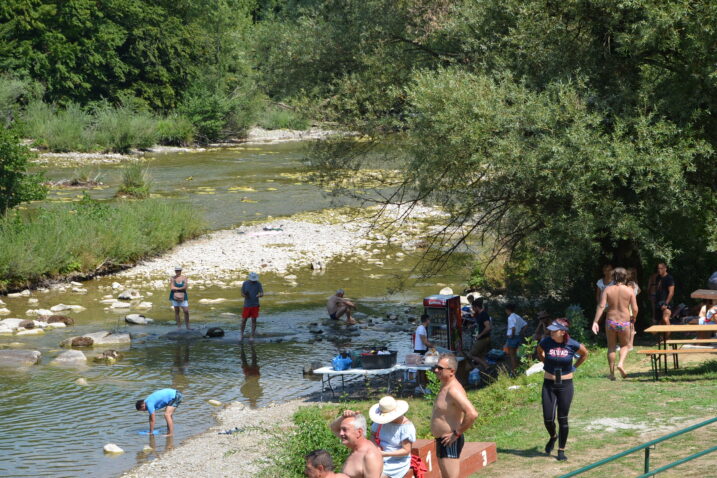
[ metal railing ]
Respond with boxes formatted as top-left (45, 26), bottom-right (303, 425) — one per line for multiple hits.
top-left (560, 416), bottom-right (717, 477)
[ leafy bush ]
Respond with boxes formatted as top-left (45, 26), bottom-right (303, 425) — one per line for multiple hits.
top-left (92, 106), bottom-right (158, 153)
top-left (565, 304), bottom-right (591, 344)
top-left (0, 127), bottom-right (47, 214)
top-left (0, 75), bottom-right (42, 127)
top-left (261, 407), bottom-right (349, 478)
top-left (116, 162), bottom-right (152, 199)
top-left (257, 106), bottom-right (310, 130)
top-left (157, 114), bottom-right (195, 146)
top-left (23, 101), bottom-right (92, 152)
top-left (0, 197), bottom-right (204, 290)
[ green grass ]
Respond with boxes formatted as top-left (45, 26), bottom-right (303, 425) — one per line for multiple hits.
top-left (92, 106), bottom-right (158, 153)
top-left (257, 106), bottom-right (310, 130)
top-left (0, 196), bottom-right (205, 291)
top-left (260, 348), bottom-right (717, 478)
top-left (116, 162), bottom-right (152, 198)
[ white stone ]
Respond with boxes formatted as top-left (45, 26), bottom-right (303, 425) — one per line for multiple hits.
top-left (125, 314), bottom-right (154, 325)
top-left (0, 318), bottom-right (24, 329)
top-left (118, 289), bottom-right (141, 300)
top-left (46, 322), bottom-right (67, 329)
top-left (51, 350), bottom-right (87, 366)
top-left (84, 331), bottom-right (131, 345)
top-left (136, 302), bottom-right (153, 309)
top-left (71, 287), bottom-right (88, 294)
top-left (16, 328), bottom-right (44, 336)
top-left (32, 320), bottom-right (48, 328)
top-left (28, 298), bottom-right (39, 305)
top-left (111, 282), bottom-right (122, 290)
top-left (50, 304), bottom-right (71, 312)
top-left (68, 305), bottom-right (86, 312)
top-left (102, 294), bottom-right (113, 299)
top-left (75, 377), bottom-right (89, 386)
top-left (20, 289), bottom-right (31, 297)
top-left (7, 292), bottom-right (22, 298)
top-left (70, 281), bottom-right (83, 286)
top-left (198, 298), bottom-right (226, 304)
top-left (207, 399), bottom-right (222, 406)
top-left (0, 327), bottom-right (13, 335)
top-left (26, 308), bottom-right (51, 316)
top-left (100, 299), bottom-right (117, 304)
top-left (0, 308), bottom-right (10, 315)
top-left (103, 443), bottom-right (124, 454)
top-left (110, 302), bottom-right (131, 309)
top-left (0, 298), bottom-right (4, 305)
top-left (146, 291), bottom-right (153, 297)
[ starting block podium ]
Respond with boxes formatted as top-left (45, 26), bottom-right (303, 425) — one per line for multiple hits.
top-left (404, 439), bottom-right (497, 477)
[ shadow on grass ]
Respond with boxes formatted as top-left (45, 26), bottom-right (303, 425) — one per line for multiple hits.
top-left (634, 359), bottom-right (717, 382)
top-left (497, 446), bottom-right (546, 458)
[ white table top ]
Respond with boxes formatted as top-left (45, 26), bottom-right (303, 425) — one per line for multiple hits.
top-left (313, 365), bottom-right (402, 376)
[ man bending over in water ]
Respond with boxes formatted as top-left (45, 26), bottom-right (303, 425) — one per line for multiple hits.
top-left (327, 289), bottom-right (357, 325)
top-left (592, 267), bottom-right (638, 379)
top-left (431, 354), bottom-right (479, 478)
top-left (135, 388), bottom-right (183, 436)
top-left (330, 411), bottom-right (383, 478)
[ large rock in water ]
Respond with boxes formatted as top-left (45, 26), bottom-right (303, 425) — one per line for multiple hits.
top-left (51, 350), bottom-right (87, 366)
top-left (118, 289), bottom-right (141, 300)
top-left (0, 349), bottom-right (41, 367)
top-left (164, 329), bottom-right (204, 341)
top-left (60, 331), bottom-right (131, 347)
top-left (125, 314), bottom-right (153, 325)
top-left (0, 318), bottom-right (24, 330)
top-left (47, 315), bottom-right (74, 326)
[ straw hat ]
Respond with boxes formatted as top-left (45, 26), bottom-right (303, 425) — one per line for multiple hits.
top-left (369, 396), bottom-right (409, 424)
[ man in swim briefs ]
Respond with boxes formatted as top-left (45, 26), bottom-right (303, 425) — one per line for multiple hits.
top-left (592, 267), bottom-right (638, 379)
top-left (431, 354), bottom-right (478, 478)
top-left (327, 289), bottom-right (357, 325)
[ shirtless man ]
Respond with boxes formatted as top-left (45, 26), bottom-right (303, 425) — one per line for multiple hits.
top-left (431, 354), bottom-right (479, 478)
top-left (592, 267), bottom-right (638, 379)
top-left (329, 411), bottom-right (383, 478)
top-left (305, 449), bottom-right (350, 478)
top-left (327, 289), bottom-right (357, 325)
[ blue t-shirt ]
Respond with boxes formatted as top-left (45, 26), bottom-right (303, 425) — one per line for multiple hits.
top-left (242, 281), bottom-right (263, 307)
top-left (145, 388), bottom-right (177, 415)
top-left (539, 337), bottom-right (581, 375)
top-left (370, 421), bottom-right (416, 478)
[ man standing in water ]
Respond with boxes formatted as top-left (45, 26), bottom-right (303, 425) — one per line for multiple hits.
top-left (135, 388), bottom-right (183, 436)
top-left (431, 354), bottom-right (479, 478)
top-left (327, 289), bottom-right (357, 325)
top-left (329, 411), bottom-right (383, 478)
top-left (241, 272), bottom-right (264, 340)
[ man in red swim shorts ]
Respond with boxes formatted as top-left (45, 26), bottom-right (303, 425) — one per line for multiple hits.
top-left (241, 272), bottom-right (264, 340)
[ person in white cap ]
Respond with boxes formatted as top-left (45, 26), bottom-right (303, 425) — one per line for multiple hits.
top-left (169, 266), bottom-right (190, 329)
top-left (327, 289), bottom-right (356, 325)
top-left (368, 396), bottom-right (416, 478)
top-left (241, 272), bottom-right (264, 340)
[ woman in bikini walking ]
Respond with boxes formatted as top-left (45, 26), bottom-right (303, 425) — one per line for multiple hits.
top-left (592, 267), bottom-right (638, 379)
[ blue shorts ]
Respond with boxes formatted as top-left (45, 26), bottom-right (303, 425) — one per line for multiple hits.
top-left (168, 391), bottom-right (183, 408)
top-left (436, 435), bottom-right (464, 459)
top-left (505, 336), bottom-right (522, 349)
top-left (171, 300), bottom-right (189, 308)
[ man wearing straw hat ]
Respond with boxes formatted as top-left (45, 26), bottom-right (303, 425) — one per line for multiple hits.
top-left (431, 353), bottom-right (478, 478)
top-left (330, 410), bottom-right (383, 478)
top-left (368, 396), bottom-right (416, 478)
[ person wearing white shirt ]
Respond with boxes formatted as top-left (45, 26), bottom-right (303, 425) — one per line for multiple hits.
top-left (414, 315), bottom-right (433, 354)
top-left (504, 303), bottom-right (526, 373)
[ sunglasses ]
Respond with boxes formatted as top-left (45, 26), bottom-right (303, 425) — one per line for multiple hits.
top-left (433, 365), bottom-right (453, 371)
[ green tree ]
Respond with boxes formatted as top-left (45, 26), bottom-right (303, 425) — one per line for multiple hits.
top-left (0, 127), bottom-right (46, 213)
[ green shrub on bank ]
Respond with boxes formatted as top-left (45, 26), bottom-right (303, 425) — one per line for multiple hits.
top-left (157, 114), bottom-right (195, 146)
top-left (116, 162), bottom-right (152, 199)
top-left (92, 106), bottom-right (158, 153)
top-left (24, 101), bottom-right (92, 152)
top-left (257, 106), bottom-right (310, 130)
top-left (0, 197), bottom-right (204, 291)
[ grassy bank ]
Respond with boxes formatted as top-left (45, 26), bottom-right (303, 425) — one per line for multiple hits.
top-left (261, 348), bottom-right (717, 477)
top-left (0, 197), bottom-right (205, 291)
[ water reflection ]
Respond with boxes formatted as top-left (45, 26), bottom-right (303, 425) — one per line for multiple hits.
top-left (240, 343), bottom-right (262, 408)
top-left (171, 343), bottom-right (191, 392)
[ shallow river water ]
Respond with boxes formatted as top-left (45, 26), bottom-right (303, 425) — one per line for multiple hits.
top-left (0, 143), bottom-right (467, 477)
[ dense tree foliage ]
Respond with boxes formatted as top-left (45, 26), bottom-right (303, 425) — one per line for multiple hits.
top-left (0, 127), bottom-right (46, 214)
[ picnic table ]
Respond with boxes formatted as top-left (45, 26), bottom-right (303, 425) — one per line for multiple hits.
top-left (641, 324), bottom-right (717, 379)
top-left (690, 289), bottom-right (717, 300)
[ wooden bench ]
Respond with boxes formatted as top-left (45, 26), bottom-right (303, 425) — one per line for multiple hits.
top-left (638, 348), bottom-right (717, 380)
top-left (664, 339), bottom-right (717, 368)
top-left (403, 438), bottom-right (497, 477)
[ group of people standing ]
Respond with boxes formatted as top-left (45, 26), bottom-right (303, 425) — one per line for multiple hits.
top-left (312, 353), bottom-right (477, 478)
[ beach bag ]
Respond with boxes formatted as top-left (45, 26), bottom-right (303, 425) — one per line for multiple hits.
top-left (332, 354), bottom-right (352, 371)
top-left (173, 291), bottom-right (185, 301)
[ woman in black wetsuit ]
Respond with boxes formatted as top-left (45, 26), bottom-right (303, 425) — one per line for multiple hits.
top-left (536, 319), bottom-right (589, 461)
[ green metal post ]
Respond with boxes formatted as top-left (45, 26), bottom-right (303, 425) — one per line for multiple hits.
top-left (644, 446), bottom-right (650, 474)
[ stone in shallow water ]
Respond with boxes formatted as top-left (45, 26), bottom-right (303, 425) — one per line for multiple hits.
top-left (0, 349), bottom-right (41, 367)
top-left (0, 308), bottom-right (10, 315)
top-left (118, 289), bottom-right (141, 300)
top-left (50, 304), bottom-right (72, 312)
top-left (110, 302), bottom-right (131, 309)
top-left (16, 328), bottom-right (44, 336)
top-left (51, 350), bottom-right (87, 366)
top-left (75, 377), bottom-right (89, 386)
top-left (103, 443), bottom-right (124, 454)
top-left (47, 315), bottom-right (74, 326)
top-left (125, 314), bottom-right (154, 325)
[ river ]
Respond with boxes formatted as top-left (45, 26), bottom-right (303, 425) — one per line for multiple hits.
top-left (0, 142), bottom-right (468, 477)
